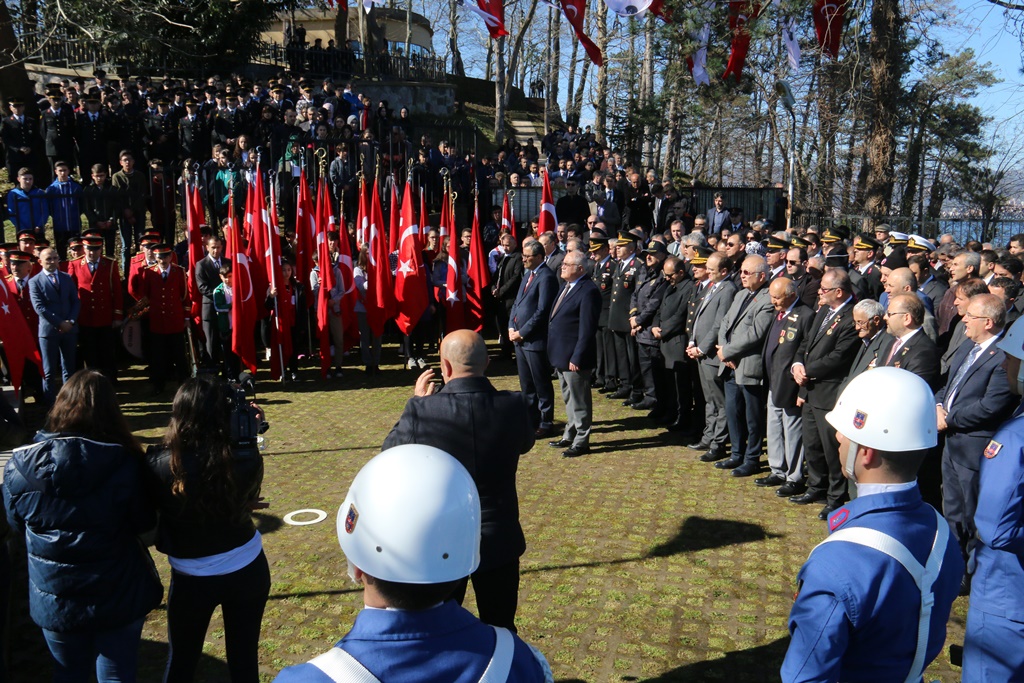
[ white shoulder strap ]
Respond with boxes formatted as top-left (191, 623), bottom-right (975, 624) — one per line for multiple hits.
top-left (479, 626), bottom-right (515, 683)
top-left (308, 647), bottom-right (382, 683)
top-left (306, 626), bottom-right (515, 683)
top-left (815, 508), bottom-right (948, 683)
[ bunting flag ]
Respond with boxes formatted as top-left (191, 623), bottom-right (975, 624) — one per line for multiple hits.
top-left (443, 202), bottom-right (466, 332)
top-left (687, 18), bottom-right (712, 86)
top-left (295, 170), bottom-right (315, 287)
top-left (561, 0), bottom-right (603, 66)
top-left (0, 284), bottom-right (42, 391)
top-left (813, 0), bottom-right (845, 58)
top-left (185, 181), bottom-right (205, 320)
top-left (226, 191), bottom-right (258, 374)
top-left (395, 180), bottom-right (428, 335)
top-left (465, 200), bottom-right (489, 333)
top-left (501, 191), bottom-right (516, 241)
top-left (538, 169), bottom-right (557, 235)
top-left (722, 0), bottom-right (762, 82)
top-left (468, 0), bottom-right (509, 39)
top-left (605, 0), bottom-right (653, 18)
top-left (266, 179), bottom-right (292, 381)
top-left (366, 176), bottom-right (395, 336)
top-left (315, 177), bottom-right (336, 378)
top-left (782, 16), bottom-right (801, 69)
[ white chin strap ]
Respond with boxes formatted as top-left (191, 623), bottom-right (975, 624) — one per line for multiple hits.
top-left (844, 440), bottom-right (860, 482)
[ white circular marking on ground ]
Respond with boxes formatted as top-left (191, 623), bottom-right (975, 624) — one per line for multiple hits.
top-left (283, 509), bottom-right (328, 526)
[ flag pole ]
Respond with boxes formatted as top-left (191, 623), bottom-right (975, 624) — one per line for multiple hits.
top-left (267, 160), bottom-right (286, 382)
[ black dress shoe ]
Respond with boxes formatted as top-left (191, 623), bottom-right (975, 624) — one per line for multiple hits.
top-left (688, 438), bottom-right (711, 449)
top-left (562, 445), bottom-right (589, 458)
top-left (610, 387), bottom-right (631, 399)
top-left (632, 398), bottom-right (657, 411)
top-left (715, 457), bottom-right (743, 470)
top-left (790, 491), bottom-right (827, 505)
top-left (818, 504), bottom-right (839, 520)
top-left (535, 426), bottom-right (556, 438)
top-left (548, 439), bottom-right (572, 448)
top-left (732, 464), bottom-right (760, 477)
top-left (699, 449), bottom-right (729, 462)
top-left (598, 385), bottom-right (615, 394)
top-left (776, 481), bottom-right (807, 497)
top-left (755, 474), bottom-right (786, 488)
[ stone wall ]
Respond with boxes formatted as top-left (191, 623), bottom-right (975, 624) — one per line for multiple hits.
top-left (351, 80), bottom-right (455, 116)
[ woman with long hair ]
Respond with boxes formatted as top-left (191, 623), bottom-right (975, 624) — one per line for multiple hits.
top-left (3, 370), bottom-right (162, 682)
top-left (145, 376), bottom-right (269, 683)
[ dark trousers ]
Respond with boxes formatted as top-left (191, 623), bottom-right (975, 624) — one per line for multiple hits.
top-left (515, 345), bottom-right (553, 429)
top-left (148, 330), bottom-right (188, 389)
top-left (79, 325), bottom-right (118, 380)
top-left (636, 343), bottom-right (662, 400)
top-left (942, 451), bottom-right (979, 561)
top-left (165, 551), bottom-right (270, 683)
top-left (611, 330), bottom-right (641, 398)
top-left (723, 373), bottom-right (766, 464)
top-left (202, 314), bottom-right (221, 365)
top-left (451, 558), bottom-right (520, 633)
top-left (600, 327), bottom-right (617, 389)
top-left (803, 401), bottom-right (847, 505)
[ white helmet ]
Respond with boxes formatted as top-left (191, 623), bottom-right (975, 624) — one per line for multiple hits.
top-left (337, 444), bottom-right (481, 584)
top-left (826, 367), bottom-right (938, 453)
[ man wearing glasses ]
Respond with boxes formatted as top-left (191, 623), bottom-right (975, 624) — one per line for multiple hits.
top-left (878, 294), bottom-right (940, 390)
top-left (935, 293), bottom-right (1016, 591)
top-left (789, 270), bottom-right (860, 520)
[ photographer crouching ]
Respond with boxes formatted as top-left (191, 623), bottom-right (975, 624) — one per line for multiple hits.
top-left (143, 375), bottom-right (270, 682)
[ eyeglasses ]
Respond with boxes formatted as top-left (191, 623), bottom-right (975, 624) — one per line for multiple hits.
top-left (740, 269), bottom-right (762, 276)
top-left (853, 319), bottom-right (873, 328)
top-left (818, 286), bottom-right (839, 293)
top-left (786, 260), bottom-right (803, 266)
top-left (963, 312), bottom-right (992, 321)
top-left (884, 310), bottom-right (908, 317)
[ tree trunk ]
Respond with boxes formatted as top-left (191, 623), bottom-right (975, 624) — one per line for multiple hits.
top-left (816, 59), bottom-right (840, 215)
top-left (641, 14), bottom-right (655, 166)
top-left (405, 0), bottom-right (413, 58)
top-left (495, 36), bottom-right (506, 145)
top-left (0, 0), bottom-right (38, 115)
top-left (571, 53), bottom-right (590, 129)
top-left (863, 0), bottom-right (905, 220)
top-left (565, 31), bottom-right (579, 127)
top-left (840, 122), bottom-right (859, 214)
top-left (548, 8), bottom-right (561, 126)
top-left (449, 0), bottom-right (464, 77)
top-left (334, 8), bottom-right (349, 51)
top-left (485, 38), bottom-right (494, 81)
top-left (595, 5), bottom-right (608, 144)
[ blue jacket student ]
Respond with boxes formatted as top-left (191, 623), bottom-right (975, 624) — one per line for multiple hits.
top-left (45, 177), bottom-right (82, 235)
top-left (782, 485), bottom-right (963, 682)
top-left (963, 407), bottom-right (1024, 680)
top-left (6, 186), bottom-right (48, 233)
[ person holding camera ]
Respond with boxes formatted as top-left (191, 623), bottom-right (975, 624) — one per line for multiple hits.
top-left (144, 376), bottom-right (270, 683)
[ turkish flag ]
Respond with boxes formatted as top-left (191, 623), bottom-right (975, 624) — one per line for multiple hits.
top-left (394, 180), bottom-right (428, 334)
top-left (538, 169), bottom-right (557, 235)
top-left (388, 180), bottom-right (400, 253)
top-left (185, 183), bottom-right (205, 320)
top-left (443, 198), bottom-right (465, 333)
top-left (469, 0), bottom-right (508, 39)
top-left (295, 170), bottom-right (315, 287)
top-left (813, 0), bottom-right (845, 58)
top-left (722, 0), bottom-right (762, 82)
top-left (561, 0), bottom-right (602, 66)
top-left (266, 178), bottom-right (292, 381)
top-left (502, 191), bottom-right (517, 242)
top-left (366, 177), bottom-right (395, 337)
top-left (438, 187), bottom-right (451, 248)
top-left (356, 180), bottom-right (370, 250)
top-left (465, 201), bottom-right (489, 333)
top-left (226, 192), bottom-right (259, 374)
top-left (245, 171), bottom-right (270, 322)
top-left (0, 284), bottom-right (42, 391)
top-left (315, 178), bottom-right (336, 378)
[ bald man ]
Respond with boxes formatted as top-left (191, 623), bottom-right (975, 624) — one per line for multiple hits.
top-left (382, 330), bottom-right (534, 632)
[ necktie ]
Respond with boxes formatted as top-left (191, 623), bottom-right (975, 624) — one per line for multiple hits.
top-left (524, 270), bottom-right (535, 291)
top-left (162, 271), bottom-right (168, 281)
top-left (49, 274), bottom-right (57, 287)
top-left (551, 284), bottom-right (570, 318)
top-left (817, 307), bottom-right (837, 338)
top-left (885, 337), bottom-right (903, 364)
top-left (89, 262), bottom-right (96, 274)
top-left (777, 310), bottom-right (784, 322)
top-left (946, 343), bottom-right (982, 408)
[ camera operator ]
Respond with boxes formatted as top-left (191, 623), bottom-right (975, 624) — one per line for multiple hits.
top-left (144, 375), bottom-right (269, 682)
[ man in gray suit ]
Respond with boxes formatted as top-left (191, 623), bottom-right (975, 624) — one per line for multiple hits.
top-left (686, 252), bottom-right (738, 461)
top-left (715, 255), bottom-right (775, 477)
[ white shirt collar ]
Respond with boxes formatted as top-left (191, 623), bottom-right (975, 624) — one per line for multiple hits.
top-left (856, 481), bottom-right (918, 497)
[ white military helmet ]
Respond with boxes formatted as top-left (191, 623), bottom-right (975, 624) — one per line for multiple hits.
top-left (826, 367), bottom-right (938, 453)
top-left (337, 444), bottom-right (481, 584)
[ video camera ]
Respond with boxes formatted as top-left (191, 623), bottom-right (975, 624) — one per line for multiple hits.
top-left (228, 371), bottom-right (269, 451)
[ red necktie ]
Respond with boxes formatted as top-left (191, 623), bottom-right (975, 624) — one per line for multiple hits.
top-left (886, 338), bottom-right (903, 364)
top-left (524, 271), bottom-right (535, 291)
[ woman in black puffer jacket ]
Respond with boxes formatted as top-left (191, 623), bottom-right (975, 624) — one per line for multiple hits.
top-left (2, 370), bottom-right (162, 682)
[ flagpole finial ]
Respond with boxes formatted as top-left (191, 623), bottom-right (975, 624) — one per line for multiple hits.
top-left (508, 189), bottom-right (515, 200)
top-left (315, 147), bottom-right (328, 175)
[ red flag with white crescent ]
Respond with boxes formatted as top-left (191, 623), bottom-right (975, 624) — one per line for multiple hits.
top-left (0, 284), bottom-right (42, 391)
top-left (315, 178), bottom-right (336, 378)
top-left (469, 0), bottom-right (508, 39)
top-left (502, 191), bottom-right (516, 241)
top-left (366, 177), bottom-right (395, 337)
top-left (356, 180), bottom-right (370, 249)
top-left (813, 0), bottom-right (845, 58)
top-left (538, 169), bottom-right (557, 235)
top-left (227, 192), bottom-right (259, 374)
top-left (465, 200), bottom-right (489, 333)
top-left (561, 0), bottom-right (602, 66)
top-left (295, 170), bottom-right (314, 287)
top-left (722, 0), bottom-right (762, 82)
top-left (395, 180), bottom-right (428, 334)
top-left (443, 201), bottom-right (465, 332)
top-left (186, 183), bottom-right (205, 320)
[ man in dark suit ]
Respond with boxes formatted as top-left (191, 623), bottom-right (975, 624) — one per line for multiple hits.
top-left (705, 192), bottom-right (730, 235)
top-left (652, 256), bottom-right (697, 436)
top-left (382, 330), bottom-right (534, 630)
top-left (547, 251), bottom-right (602, 458)
top-left (509, 240), bottom-right (558, 437)
top-left (195, 235), bottom-right (224, 365)
top-left (936, 293), bottom-right (1017, 573)
top-left (538, 233), bottom-right (564, 285)
top-left (491, 233), bottom-right (523, 360)
top-left (879, 294), bottom-right (941, 390)
top-left (841, 299), bottom-right (892, 393)
top-left (790, 269), bottom-right (860, 519)
top-left (1, 99), bottom-right (40, 182)
top-left (687, 252), bottom-right (738, 460)
top-left (29, 247), bottom-right (80, 403)
top-left (761, 277), bottom-right (814, 497)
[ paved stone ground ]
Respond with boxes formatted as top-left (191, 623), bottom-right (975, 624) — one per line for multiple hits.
top-left (7, 346), bottom-right (968, 682)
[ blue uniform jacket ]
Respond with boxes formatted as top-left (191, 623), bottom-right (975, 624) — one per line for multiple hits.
top-left (972, 410), bottom-right (1024, 619)
top-left (782, 486), bottom-right (963, 682)
top-left (273, 600), bottom-right (547, 682)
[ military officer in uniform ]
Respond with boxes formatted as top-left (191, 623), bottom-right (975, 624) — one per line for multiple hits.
top-left (144, 98), bottom-right (179, 168)
top-left (1, 99), bottom-right (39, 181)
top-left (67, 235), bottom-right (123, 380)
top-left (139, 243), bottom-right (190, 394)
top-left (607, 229), bottom-right (645, 403)
top-left (40, 86), bottom-right (77, 179)
top-left (588, 231), bottom-right (617, 393)
top-left (74, 93), bottom-right (110, 181)
top-left (629, 240), bottom-right (669, 412)
top-left (178, 98), bottom-right (211, 163)
top-left (849, 233), bottom-right (884, 301)
top-left (782, 368), bottom-right (963, 682)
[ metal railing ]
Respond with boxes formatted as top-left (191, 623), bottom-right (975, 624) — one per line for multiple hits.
top-left (254, 41), bottom-right (448, 83)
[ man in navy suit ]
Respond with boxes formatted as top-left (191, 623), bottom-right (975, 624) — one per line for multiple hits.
top-left (509, 240), bottom-right (558, 437)
top-left (705, 192), bottom-right (730, 235)
top-left (936, 293), bottom-right (1017, 577)
top-left (547, 251), bottom-right (602, 458)
top-left (29, 247), bottom-right (80, 403)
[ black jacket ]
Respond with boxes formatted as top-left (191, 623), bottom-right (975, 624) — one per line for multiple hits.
top-left (793, 302), bottom-right (860, 409)
top-left (763, 302), bottom-right (815, 408)
top-left (382, 376), bottom-right (533, 570)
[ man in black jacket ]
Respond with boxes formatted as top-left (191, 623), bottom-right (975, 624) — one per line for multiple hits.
top-left (382, 330), bottom-right (534, 631)
top-left (194, 235), bottom-right (224, 366)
